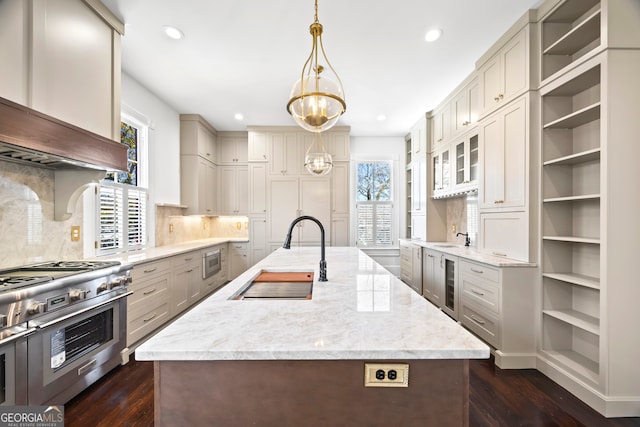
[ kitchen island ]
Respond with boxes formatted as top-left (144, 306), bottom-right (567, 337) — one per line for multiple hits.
top-left (136, 247), bottom-right (489, 426)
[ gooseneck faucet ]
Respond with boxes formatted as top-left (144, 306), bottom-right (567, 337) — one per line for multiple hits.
top-left (456, 232), bottom-right (471, 247)
top-left (283, 215), bottom-right (327, 282)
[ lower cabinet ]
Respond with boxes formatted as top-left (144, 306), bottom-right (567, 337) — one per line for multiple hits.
top-left (171, 252), bottom-right (202, 316)
top-left (229, 242), bottom-right (248, 280)
top-left (399, 241), bottom-right (422, 294)
top-left (127, 259), bottom-right (172, 347)
top-left (201, 244), bottom-right (228, 296)
top-left (458, 258), bottom-right (537, 368)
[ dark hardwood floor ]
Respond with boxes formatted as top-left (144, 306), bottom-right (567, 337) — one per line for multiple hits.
top-left (65, 356), bottom-right (640, 427)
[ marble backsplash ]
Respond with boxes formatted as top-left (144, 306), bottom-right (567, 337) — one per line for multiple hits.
top-left (155, 205), bottom-right (248, 246)
top-left (0, 161), bottom-right (84, 268)
top-left (445, 194), bottom-right (478, 246)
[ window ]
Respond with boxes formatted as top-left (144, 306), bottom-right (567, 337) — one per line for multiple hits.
top-left (96, 115), bottom-right (148, 254)
top-left (356, 161), bottom-right (393, 247)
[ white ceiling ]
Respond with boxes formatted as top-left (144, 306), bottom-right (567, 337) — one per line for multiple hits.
top-left (102, 0), bottom-right (541, 137)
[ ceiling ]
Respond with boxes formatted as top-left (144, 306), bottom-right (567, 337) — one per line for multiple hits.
top-left (102, 0), bottom-right (541, 137)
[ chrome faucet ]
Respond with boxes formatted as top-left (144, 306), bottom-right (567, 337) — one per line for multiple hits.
top-left (456, 232), bottom-right (471, 247)
top-left (283, 215), bottom-right (327, 282)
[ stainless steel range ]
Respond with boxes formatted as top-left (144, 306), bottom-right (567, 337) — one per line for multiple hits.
top-left (0, 260), bottom-right (132, 405)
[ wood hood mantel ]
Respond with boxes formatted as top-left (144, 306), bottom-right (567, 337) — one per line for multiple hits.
top-left (0, 96), bottom-right (127, 171)
top-left (0, 96), bottom-right (129, 221)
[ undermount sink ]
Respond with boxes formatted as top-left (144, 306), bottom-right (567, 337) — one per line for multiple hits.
top-left (434, 244), bottom-right (457, 248)
top-left (230, 270), bottom-right (314, 300)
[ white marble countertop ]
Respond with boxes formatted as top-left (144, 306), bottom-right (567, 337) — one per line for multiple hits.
top-left (400, 238), bottom-right (536, 267)
top-left (95, 237), bottom-right (248, 266)
top-left (135, 247), bottom-right (490, 361)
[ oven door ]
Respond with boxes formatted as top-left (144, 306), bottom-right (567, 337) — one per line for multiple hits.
top-left (0, 327), bottom-right (31, 406)
top-left (27, 291), bottom-right (130, 405)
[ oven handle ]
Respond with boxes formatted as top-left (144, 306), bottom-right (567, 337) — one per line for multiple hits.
top-left (32, 291), bottom-right (133, 330)
top-left (0, 327), bottom-right (37, 346)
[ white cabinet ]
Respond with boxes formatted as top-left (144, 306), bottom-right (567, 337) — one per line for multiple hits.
top-left (330, 216), bottom-right (349, 246)
top-left (432, 146), bottom-right (452, 198)
top-left (478, 95), bottom-right (527, 210)
top-left (479, 211), bottom-right (528, 261)
top-left (127, 259), bottom-right (172, 347)
top-left (327, 131), bottom-right (350, 162)
top-left (229, 242), bottom-right (248, 280)
top-left (477, 26), bottom-right (529, 117)
top-left (451, 78), bottom-right (479, 138)
top-left (219, 166), bottom-right (248, 215)
top-left (0, 0), bottom-right (123, 140)
top-left (180, 114), bottom-right (217, 163)
top-left (218, 133), bottom-right (248, 165)
top-left (248, 132), bottom-right (268, 162)
top-left (410, 117), bottom-right (427, 156)
top-left (269, 132), bottom-right (300, 176)
top-left (171, 252), bottom-right (202, 316)
top-left (267, 176), bottom-right (330, 245)
top-left (422, 248), bottom-right (443, 306)
top-left (331, 162), bottom-right (349, 215)
top-left (248, 163), bottom-right (267, 215)
top-left (400, 240), bottom-right (422, 294)
top-left (458, 259), bottom-right (536, 369)
top-left (431, 104), bottom-right (451, 152)
top-left (181, 156), bottom-right (217, 215)
top-left (453, 132), bottom-right (479, 192)
top-left (249, 217), bottom-right (267, 265)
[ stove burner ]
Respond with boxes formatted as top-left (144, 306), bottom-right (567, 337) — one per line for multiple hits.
top-left (0, 275), bottom-right (53, 289)
top-left (29, 260), bottom-right (121, 271)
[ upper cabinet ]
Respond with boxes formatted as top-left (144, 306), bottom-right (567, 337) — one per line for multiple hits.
top-left (431, 104), bottom-right (451, 152)
top-left (269, 132), bottom-right (300, 176)
top-left (410, 116), bottom-right (428, 157)
top-left (218, 133), bottom-right (248, 165)
top-left (451, 78), bottom-right (479, 138)
top-left (180, 115), bottom-right (217, 163)
top-left (0, 0), bottom-right (124, 141)
top-left (477, 26), bottom-right (530, 118)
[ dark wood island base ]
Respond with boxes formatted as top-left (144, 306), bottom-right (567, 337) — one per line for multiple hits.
top-left (154, 359), bottom-right (469, 426)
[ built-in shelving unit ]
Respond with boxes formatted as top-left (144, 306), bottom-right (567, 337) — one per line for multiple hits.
top-left (405, 134), bottom-right (412, 238)
top-left (540, 50), bottom-right (602, 386)
top-left (541, 0), bottom-right (601, 82)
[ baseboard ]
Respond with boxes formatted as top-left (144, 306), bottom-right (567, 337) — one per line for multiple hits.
top-left (537, 355), bottom-right (640, 418)
top-left (494, 351), bottom-right (536, 369)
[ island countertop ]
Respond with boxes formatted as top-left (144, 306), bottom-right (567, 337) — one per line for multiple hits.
top-left (135, 247), bottom-right (490, 361)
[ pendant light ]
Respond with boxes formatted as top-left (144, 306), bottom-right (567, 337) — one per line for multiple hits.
top-left (304, 133), bottom-right (333, 175)
top-left (287, 0), bottom-right (346, 133)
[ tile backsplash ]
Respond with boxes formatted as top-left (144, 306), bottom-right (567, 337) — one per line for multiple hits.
top-left (0, 161), bottom-right (84, 268)
top-left (446, 194), bottom-right (478, 246)
top-left (155, 205), bottom-right (248, 246)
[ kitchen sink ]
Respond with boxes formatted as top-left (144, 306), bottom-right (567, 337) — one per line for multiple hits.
top-left (230, 270), bottom-right (314, 300)
top-left (434, 244), bottom-right (457, 248)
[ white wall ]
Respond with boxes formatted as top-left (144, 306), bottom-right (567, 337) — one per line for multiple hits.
top-left (121, 73), bottom-right (181, 248)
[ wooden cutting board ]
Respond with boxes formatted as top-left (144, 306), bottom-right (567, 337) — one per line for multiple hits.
top-left (253, 271), bottom-right (314, 282)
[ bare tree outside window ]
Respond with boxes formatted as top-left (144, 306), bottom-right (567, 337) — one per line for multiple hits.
top-left (356, 162), bottom-right (392, 246)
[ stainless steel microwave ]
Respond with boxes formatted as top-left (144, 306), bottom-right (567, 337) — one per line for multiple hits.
top-left (202, 249), bottom-right (221, 280)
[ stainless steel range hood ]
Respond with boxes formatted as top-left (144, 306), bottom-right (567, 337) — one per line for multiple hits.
top-left (0, 96), bottom-right (128, 171)
top-left (0, 96), bottom-right (129, 221)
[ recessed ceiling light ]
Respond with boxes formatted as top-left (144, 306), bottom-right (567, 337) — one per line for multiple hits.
top-left (234, 113), bottom-right (244, 121)
top-left (425, 28), bottom-right (443, 42)
top-left (162, 25), bottom-right (184, 40)
top-left (377, 114), bottom-right (387, 121)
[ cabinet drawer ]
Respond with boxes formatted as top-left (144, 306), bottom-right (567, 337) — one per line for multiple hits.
top-left (459, 260), bottom-right (499, 283)
top-left (129, 274), bottom-right (171, 305)
top-left (460, 273), bottom-right (500, 314)
top-left (171, 251), bottom-right (200, 267)
top-left (230, 242), bottom-right (247, 251)
top-left (131, 258), bottom-right (171, 283)
top-left (461, 303), bottom-right (500, 348)
top-left (127, 287), bottom-right (170, 346)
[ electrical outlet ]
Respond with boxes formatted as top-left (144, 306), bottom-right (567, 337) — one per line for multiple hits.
top-left (71, 226), bottom-right (81, 241)
top-left (451, 224), bottom-right (456, 234)
top-left (364, 363), bottom-right (409, 387)
top-left (169, 223), bottom-right (174, 233)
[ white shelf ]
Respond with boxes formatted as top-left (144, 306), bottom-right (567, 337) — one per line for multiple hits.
top-left (543, 194), bottom-right (600, 203)
top-left (543, 309), bottom-right (600, 335)
top-left (543, 9), bottom-right (601, 56)
top-left (543, 102), bottom-right (601, 129)
top-left (543, 273), bottom-right (600, 290)
top-left (541, 349), bottom-right (600, 384)
top-left (543, 236), bottom-right (600, 244)
top-left (543, 148), bottom-right (600, 166)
